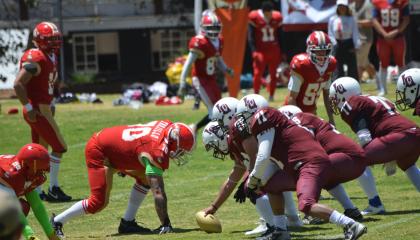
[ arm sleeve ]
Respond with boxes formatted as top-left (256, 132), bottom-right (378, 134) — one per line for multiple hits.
top-left (141, 156), bottom-right (163, 176)
top-left (250, 128), bottom-right (275, 179)
top-left (180, 51), bottom-right (198, 88)
top-left (217, 56), bottom-right (228, 73)
top-left (248, 24), bottom-right (256, 52)
top-left (287, 74), bottom-right (303, 92)
top-left (25, 190), bottom-right (54, 237)
top-left (328, 17), bottom-right (337, 45)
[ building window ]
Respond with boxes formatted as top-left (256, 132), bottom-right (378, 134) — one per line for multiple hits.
top-left (151, 29), bottom-right (195, 71)
top-left (72, 32), bottom-right (119, 74)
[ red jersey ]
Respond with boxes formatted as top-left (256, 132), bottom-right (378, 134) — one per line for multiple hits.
top-left (19, 48), bottom-right (58, 106)
top-left (95, 120), bottom-right (173, 170)
top-left (372, 0), bottom-right (409, 33)
top-left (249, 107), bottom-right (329, 171)
top-left (0, 155), bottom-right (46, 196)
top-left (188, 34), bottom-right (223, 80)
top-left (249, 10), bottom-right (282, 52)
top-left (293, 112), bottom-right (364, 156)
top-left (288, 53), bottom-right (337, 113)
top-left (340, 95), bottom-right (417, 137)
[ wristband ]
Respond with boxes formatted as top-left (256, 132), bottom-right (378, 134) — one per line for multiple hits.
top-left (211, 204), bottom-right (218, 210)
top-left (24, 103), bottom-right (33, 112)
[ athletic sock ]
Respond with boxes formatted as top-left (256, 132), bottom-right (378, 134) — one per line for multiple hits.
top-left (255, 194), bottom-right (274, 226)
top-left (54, 200), bottom-right (86, 224)
top-left (357, 167), bottom-right (382, 206)
top-left (196, 114), bottom-right (210, 130)
top-left (49, 155), bottom-right (61, 189)
top-left (379, 68), bottom-right (387, 94)
top-left (283, 191), bottom-right (299, 217)
top-left (327, 185), bottom-right (355, 210)
top-left (272, 215), bottom-right (287, 230)
top-left (404, 165), bottom-right (420, 192)
top-left (123, 184), bottom-right (149, 221)
top-left (329, 210), bottom-right (355, 227)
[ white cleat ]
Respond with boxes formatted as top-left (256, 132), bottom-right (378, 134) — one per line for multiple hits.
top-left (286, 215), bottom-right (303, 227)
top-left (361, 205), bottom-right (385, 215)
top-left (344, 222), bottom-right (367, 240)
top-left (245, 219), bottom-right (267, 236)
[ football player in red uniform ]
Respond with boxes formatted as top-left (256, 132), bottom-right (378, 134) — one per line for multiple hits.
top-left (372, 0), bottom-right (410, 96)
top-left (178, 11), bottom-right (233, 135)
top-left (248, 1), bottom-right (283, 101)
top-left (13, 22), bottom-right (71, 202)
top-left (285, 31), bottom-right (336, 125)
top-left (330, 77), bottom-right (420, 193)
top-left (396, 68), bottom-right (420, 116)
top-left (235, 98), bottom-right (367, 240)
top-left (50, 121), bottom-right (195, 237)
top-left (0, 144), bottom-right (60, 240)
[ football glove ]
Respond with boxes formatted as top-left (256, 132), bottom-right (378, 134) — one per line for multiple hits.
top-left (233, 180), bottom-right (246, 204)
top-left (155, 225), bottom-right (174, 234)
top-left (383, 161), bottom-right (397, 176)
top-left (246, 175), bottom-right (262, 205)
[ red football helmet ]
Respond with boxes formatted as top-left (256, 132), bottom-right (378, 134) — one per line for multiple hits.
top-left (167, 123), bottom-right (195, 165)
top-left (306, 31), bottom-right (332, 66)
top-left (33, 21), bottom-right (62, 54)
top-left (201, 12), bottom-right (222, 39)
top-left (16, 143), bottom-right (50, 173)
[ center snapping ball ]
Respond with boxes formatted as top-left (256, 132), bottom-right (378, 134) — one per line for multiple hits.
top-left (195, 211), bottom-right (222, 233)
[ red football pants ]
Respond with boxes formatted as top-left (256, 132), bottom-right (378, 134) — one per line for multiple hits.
top-left (376, 36), bottom-right (406, 68)
top-left (252, 50), bottom-right (281, 97)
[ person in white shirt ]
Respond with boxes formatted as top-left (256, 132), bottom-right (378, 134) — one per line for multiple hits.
top-left (328, 0), bottom-right (361, 79)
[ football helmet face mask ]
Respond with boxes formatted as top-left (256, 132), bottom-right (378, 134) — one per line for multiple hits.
top-left (167, 123), bottom-right (195, 166)
top-left (212, 97), bottom-right (239, 129)
top-left (16, 143), bottom-right (50, 176)
top-left (306, 31), bottom-right (332, 67)
top-left (202, 121), bottom-right (229, 160)
top-left (278, 105), bottom-right (303, 119)
top-left (329, 77), bottom-right (361, 115)
top-left (33, 22), bottom-right (62, 54)
top-left (201, 13), bottom-right (222, 39)
top-left (396, 68), bottom-right (420, 111)
top-left (236, 94), bottom-right (269, 124)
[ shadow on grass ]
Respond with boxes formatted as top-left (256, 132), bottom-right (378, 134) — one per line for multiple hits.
top-left (46, 198), bottom-right (85, 204)
top-left (361, 216), bottom-right (381, 223)
top-left (108, 227), bottom-right (201, 237)
top-left (382, 209), bottom-right (420, 216)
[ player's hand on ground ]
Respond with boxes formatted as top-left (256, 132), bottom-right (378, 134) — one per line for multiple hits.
top-left (202, 205), bottom-right (217, 216)
top-left (27, 109), bottom-right (40, 122)
top-left (155, 225), bottom-right (174, 234)
top-left (233, 180), bottom-right (246, 203)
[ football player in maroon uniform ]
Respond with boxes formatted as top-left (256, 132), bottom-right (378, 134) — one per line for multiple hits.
top-left (235, 97), bottom-right (367, 240)
top-left (396, 68), bottom-right (420, 116)
top-left (372, 0), bottom-right (409, 96)
top-left (330, 77), bottom-right (420, 194)
top-left (14, 22), bottom-right (71, 202)
top-left (50, 121), bottom-right (195, 237)
top-left (248, 1), bottom-right (283, 101)
top-left (178, 11), bottom-right (233, 135)
top-left (285, 31), bottom-right (336, 125)
top-left (0, 144), bottom-right (60, 240)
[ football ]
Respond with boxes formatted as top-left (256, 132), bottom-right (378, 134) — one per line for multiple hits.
top-left (195, 211), bottom-right (222, 233)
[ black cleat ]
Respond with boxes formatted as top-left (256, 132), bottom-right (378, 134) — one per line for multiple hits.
top-left (39, 190), bottom-right (48, 201)
top-left (344, 208), bottom-right (363, 221)
top-left (47, 186), bottom-right (72, 202)
top-left (256, 225), bottom-right (291, 240)
top-left (118, 218), bottom-right (151, 234)
top-left (50, 214), bottom-right (65, 238)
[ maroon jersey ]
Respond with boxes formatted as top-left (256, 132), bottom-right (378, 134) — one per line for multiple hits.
top-left (19, 48), bottom-right (58, 106)
top-left (249, 10), bottom-right (282, 52)
top-left (293, 112), bottom-right (364, 156)
top-left (287, 53), bottom-right (336, 113)
top-left (249, 107), bottom-right (329, 171)
top-left (188, 34), bottom-right (223, 80)
top-left (227, 134), bottom-right (250, 168)
top-left (340, 95), bottom-right (417, 137)
top-left (0, 155), bottom-right (46, 196)
top-left (95, 120), bottom-right (173, 170)
top-left (372, 0), bottom-right (409, 33)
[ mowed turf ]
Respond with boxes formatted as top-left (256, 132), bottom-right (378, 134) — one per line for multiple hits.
top-left (0, 82), bottom-right (419, 240)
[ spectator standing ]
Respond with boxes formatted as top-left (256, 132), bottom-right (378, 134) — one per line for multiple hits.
top-left (328, 0), bottom-right (361, 79)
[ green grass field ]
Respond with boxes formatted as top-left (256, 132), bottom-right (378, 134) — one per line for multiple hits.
top-left (0, 82), bottom-right (419, 240)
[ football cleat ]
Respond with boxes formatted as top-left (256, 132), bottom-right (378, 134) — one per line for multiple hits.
top-left (361, 204), bottom-right (385, 215)
top-left (344, 208), bottom-right (363, 221)
top-left (245, 219), bottom-right (267, 236)
top-left (118, 218), bottom-right (151, 234)
top-left (343, 222), bottom-right (367, 240)
top-left (50, 214), bottom-right (64, 238)
top-left (256, 225), bottom-right (291, 240)
top-left (286, 215), bottom-right (304, 227)
top-left (47, 186), bottom-right (72, 202)
top-left (39, 190), bottom-right (48, 201)
top-left (302, 215), bottom-right (324, 225)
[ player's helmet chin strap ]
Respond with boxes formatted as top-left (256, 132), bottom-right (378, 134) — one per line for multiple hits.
top-left (168, 128), bottom-right (190, 166)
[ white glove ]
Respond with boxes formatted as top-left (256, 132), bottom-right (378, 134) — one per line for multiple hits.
top-left (357, 129), bottom-right (372, 147)
top-left (383, 161), bottom-right (397, 176)
top-left (156, 225), bottom-right (174, 234)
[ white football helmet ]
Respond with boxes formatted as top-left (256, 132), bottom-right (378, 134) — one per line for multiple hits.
top-left (236, 94), bottom-right (269, 122)
top-left (396, 68), bottom-right (420, 111)
top-left (278, 105), bottom-right (303, 118)
top-left (212, 97), bottom-right (239, 129)
top-left (202, 121), bottom-right (229, 160)
top-left (329, 77), bottom-right (361, 114)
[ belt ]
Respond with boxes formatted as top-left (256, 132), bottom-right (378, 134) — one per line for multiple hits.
top-left (293, 161), bottom-right (304, 171)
